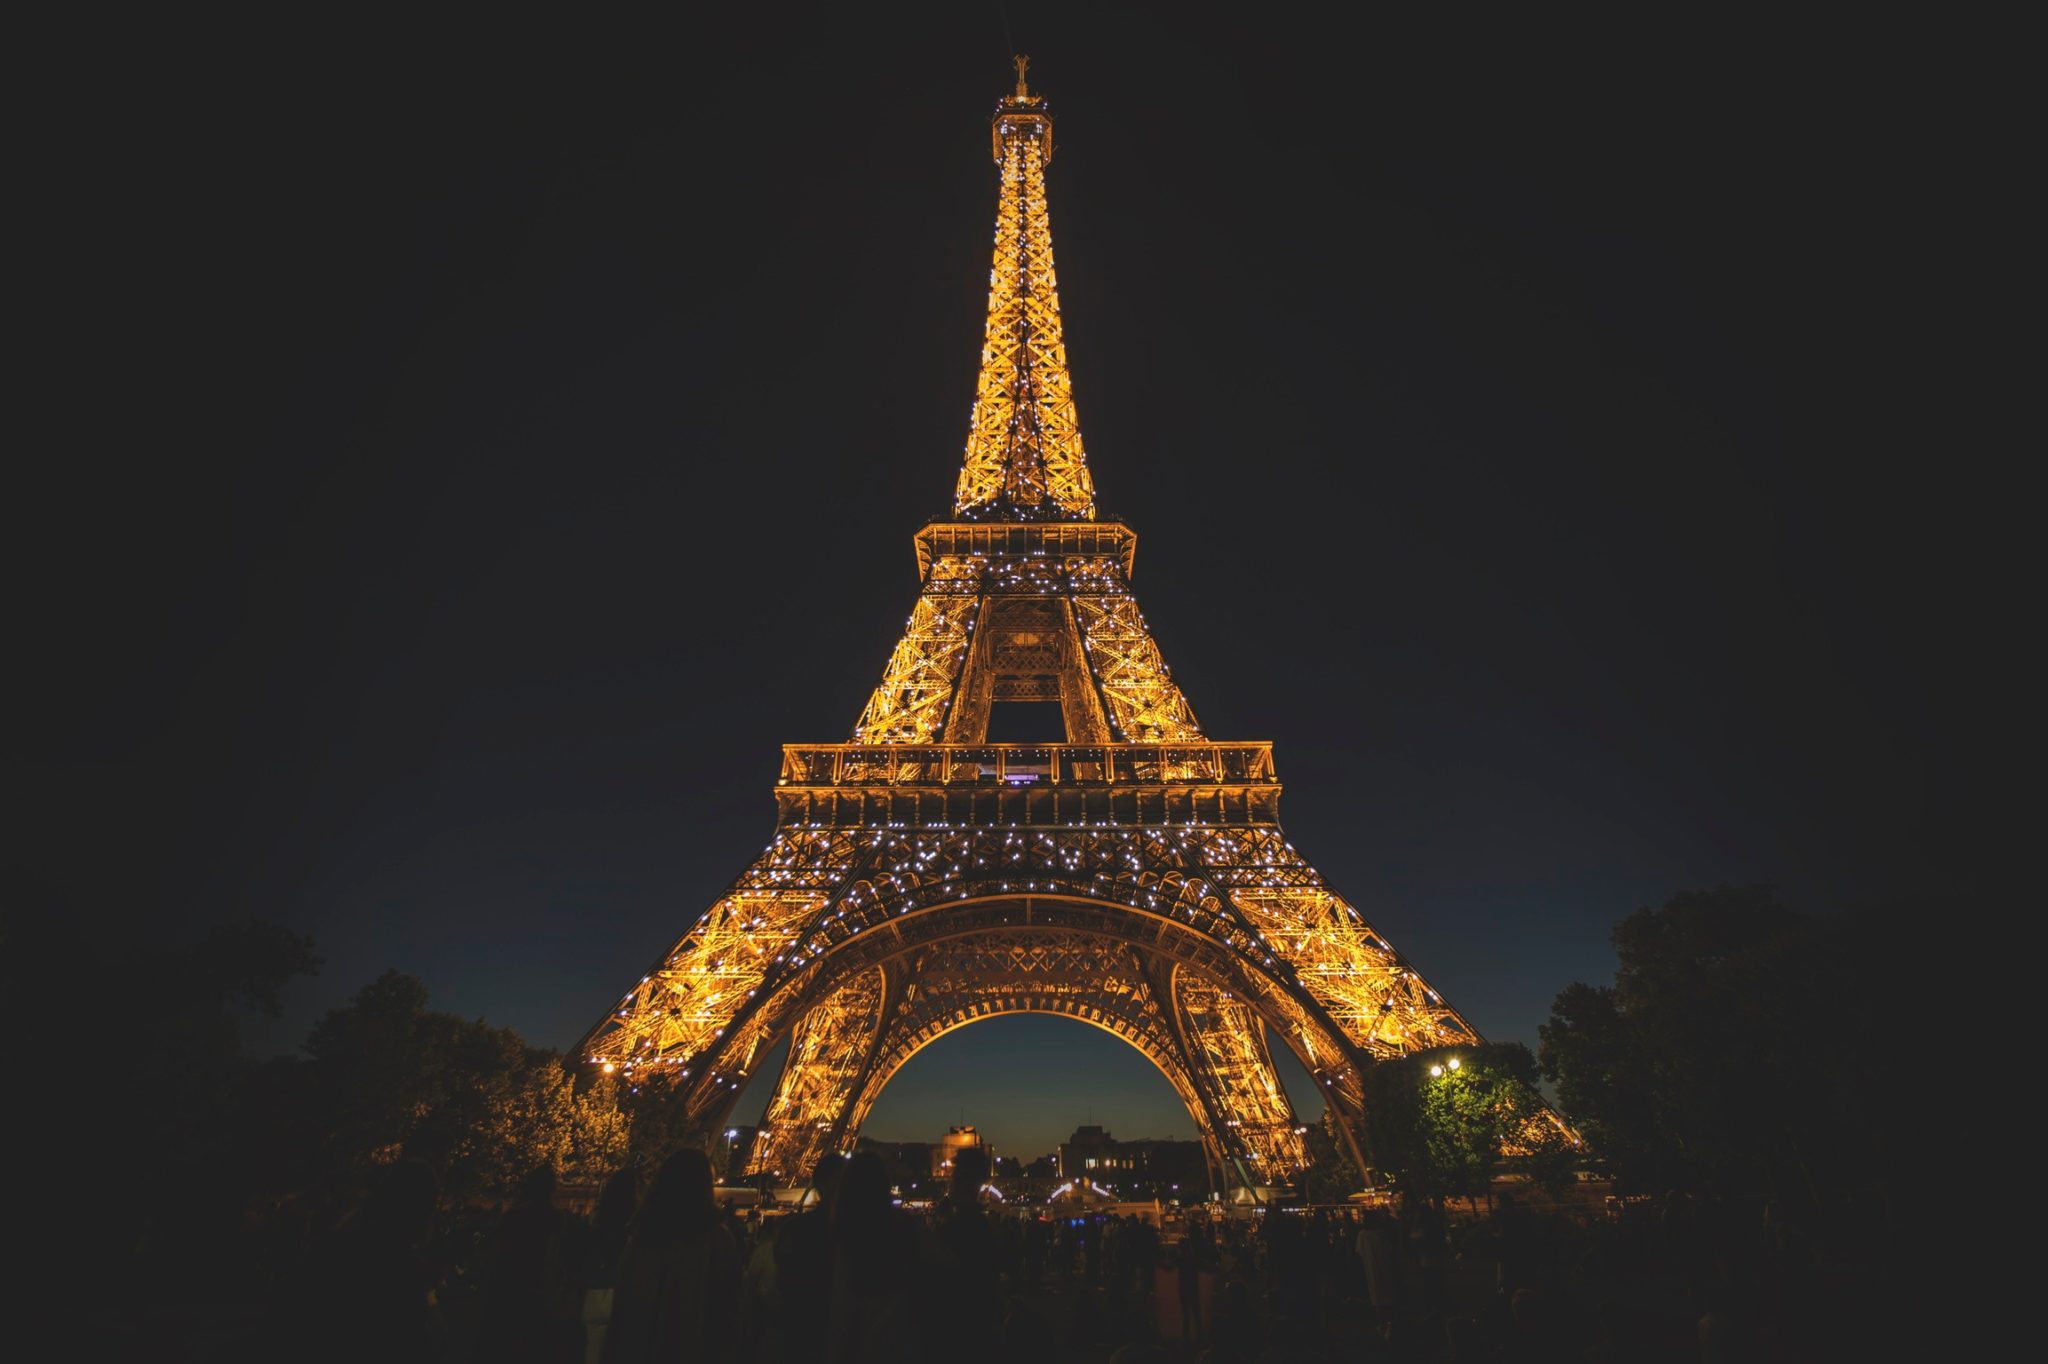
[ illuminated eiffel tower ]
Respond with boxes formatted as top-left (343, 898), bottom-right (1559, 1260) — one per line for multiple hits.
top-left (579, 60), bottom-right (1500, 1193)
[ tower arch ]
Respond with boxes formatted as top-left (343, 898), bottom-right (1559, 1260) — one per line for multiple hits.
top-left (729, 902), bottom-right (1322, 1186)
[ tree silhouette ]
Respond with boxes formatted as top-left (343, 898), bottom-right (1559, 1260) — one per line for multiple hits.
top-left (1540, 885), bottom-right (1899, 1214)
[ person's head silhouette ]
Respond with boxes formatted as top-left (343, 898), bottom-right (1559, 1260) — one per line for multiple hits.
top-left (950, 1145), bottom-right (991, 1209)
top-left (635, 1147), bottom-right (718, 1245)
top-left (835, 1150), bottom-right (890, 1229)
top-left (807, 1152), bottom-right (848, 1214)
top-left (591, 1164), bottom-right (639, 1264)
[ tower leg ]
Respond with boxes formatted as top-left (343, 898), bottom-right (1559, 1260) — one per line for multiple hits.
top-left (1168, 968), bottom-right (1309, 1195)
top-left (745, 965), bottom-right (889, 1184)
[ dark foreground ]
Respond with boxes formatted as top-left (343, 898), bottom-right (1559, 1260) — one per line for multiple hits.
top-left (122, 1169), bottom-right (1895, 1363)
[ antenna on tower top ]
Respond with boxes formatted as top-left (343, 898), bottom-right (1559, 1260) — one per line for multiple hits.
top-left (1014, 53), bottom-right (1031, 97)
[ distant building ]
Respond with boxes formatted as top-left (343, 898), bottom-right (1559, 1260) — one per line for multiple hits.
top-left (850, 1125), bottom-right (999, 1195)
top-left (854, 1137), bottom-right (934, 1192)
top-left (986, 1151), bottom-right (1063, 1205)
top-left (1058, 1125), bottom-right (1206, 1195)
top-left (932, 1124), bottom-right (991, 1180)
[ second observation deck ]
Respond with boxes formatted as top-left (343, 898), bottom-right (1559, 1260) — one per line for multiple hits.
top-left (775, 742), bottom-right (1281, 827)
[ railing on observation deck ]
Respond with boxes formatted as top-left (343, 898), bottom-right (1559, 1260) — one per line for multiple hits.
top-left (777, 742), bottom-right (1276, 788)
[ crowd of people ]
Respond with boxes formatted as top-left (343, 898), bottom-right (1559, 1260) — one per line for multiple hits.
top-left (181, 1147), bottom-right (1891, 1362)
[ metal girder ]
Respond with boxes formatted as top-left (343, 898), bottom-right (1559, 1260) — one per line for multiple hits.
top-left (747, 964), bottom-right (892, 1183)
top-left (851, 582), bottom-right (979, 744)
top-left (1069, 561), bottom-right (1204, 742)
top-left (1170, 969), bottom-right (1310, 1185)
top-left (1230, 887), bottom-right (1480, 1057)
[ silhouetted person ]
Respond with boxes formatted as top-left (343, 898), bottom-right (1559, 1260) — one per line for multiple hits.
top-left (468, 1163), bottom-right (584, 1364)
top-left (1129, 1214), bottom-right (1158, 1296)
top-left (600, 1148), bottom-right (739, 1363)
top-left (721, 1204), bottom-right (751, 1261)
top-left (769, 1152), bottom-right (845, 1364)
top-left (928, 1146), bottom-right (1001, 1358)
top-left (995, 1214), bottom-right (1024, 1288)
top-left (1266, 1208), bottom-right (1314, 1329)
top-left (1493, 1189), bottom-right (1536, 1301)
top-left (578, 1165), bottom-right (639, 1364)
top-left (826, 1149), bottom-right (921, 1363)
top-left (1356, 1206), bottom-right (1403, 1337)
top-left (280, 1156), bottom-right (448, 1364)
top-left (1022, 1214), bottom-right (1049, 1292)
top-left (1177, 1218), bottom-right (1214, 1346)
top-left (736, 1208), bottom-right (782, 1360)
top-left (1404, 1197), bottom-right (1452, 1330)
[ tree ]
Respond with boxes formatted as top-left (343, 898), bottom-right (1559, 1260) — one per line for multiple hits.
top-left (117, 922), bottom-right (323, 1219)
top-left (463, 1058), bottom-right (630, 1194)
top-left (1360, 1041), bottom-right (1557, 1208)
top-left (1299, 1108), bottom-right (1366, 1204)
top-left (138, 920), bottom-right (325, 1145)
top-left (1536, 982), bottom-right (1666, 1188)
top-left (1538, 885), bottom-right (1897, 1211)
top-left (299, 969), bottom-right (628, 1203)
top-left (78, 918), bottom-right (326, 1314)
top-left (613, 1066), bottom-right (704, 1165)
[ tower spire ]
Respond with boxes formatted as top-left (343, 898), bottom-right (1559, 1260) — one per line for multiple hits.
top-left (953, 59), bottom-right (1096, 521)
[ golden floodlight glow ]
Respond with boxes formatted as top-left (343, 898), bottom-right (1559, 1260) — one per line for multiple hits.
top-left (573, 60), bottom-right (1573, 1196)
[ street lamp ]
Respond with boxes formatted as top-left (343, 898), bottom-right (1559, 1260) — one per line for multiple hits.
top-left (714, 1128), bottom-right (742, 1183)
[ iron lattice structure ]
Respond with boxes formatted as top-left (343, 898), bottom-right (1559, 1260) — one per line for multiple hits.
top-left (579, 62), bottom-right (1558, 1193)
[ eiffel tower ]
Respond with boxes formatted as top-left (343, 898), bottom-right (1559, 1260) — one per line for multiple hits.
top-left (579, 59), bottom-right (1495, 1194)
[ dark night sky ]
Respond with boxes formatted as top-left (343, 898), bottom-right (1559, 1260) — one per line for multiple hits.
top-left (28, 9), bottom-right (1972, 1159)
